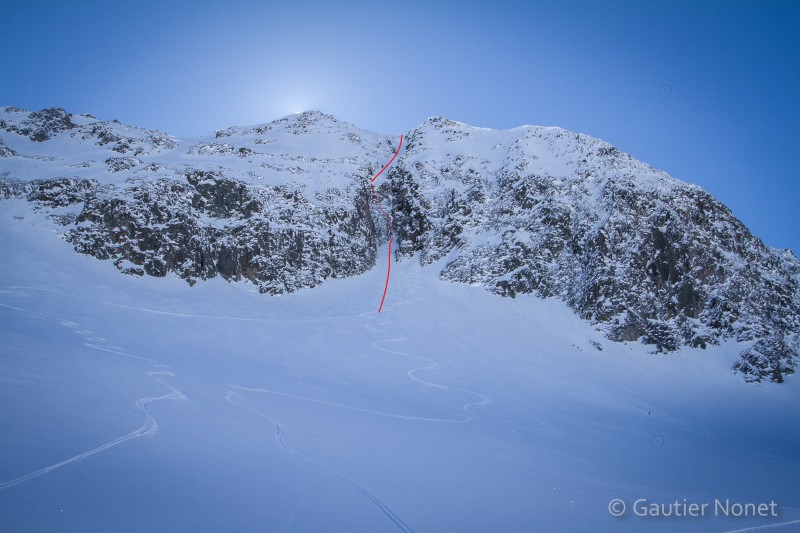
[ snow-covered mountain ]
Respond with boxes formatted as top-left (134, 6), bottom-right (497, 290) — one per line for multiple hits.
top-left (388, 117), bottom-right (800, 383)
top-left (2, 107), bottom-right (800, 532)
top-left (0, 107), bottom-right (395, 293)
top-left (1, 107), bottom-right (798, 382)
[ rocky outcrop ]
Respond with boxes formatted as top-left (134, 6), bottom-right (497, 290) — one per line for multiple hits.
top-left (0, 107), bottom-right (77, 142)
top-left (66, 171), bottom-right (376, 292)
top-left (388, 118), bottom-right (800, 382)
top-left (0, 139), bottom-right (15, 157)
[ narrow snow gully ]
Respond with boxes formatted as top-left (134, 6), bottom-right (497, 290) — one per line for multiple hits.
top-left (368, 134), bottom-right (403, 313)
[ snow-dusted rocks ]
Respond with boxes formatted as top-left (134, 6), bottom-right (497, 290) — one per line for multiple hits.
top-left (391, 117), bottom-right (800, 382)
top-left (65, 171), bottom-right (378, 293)
top-left (0, 107), bottom-right (77, 142)
top-left (0, 108), bottom-right (391, 294)
top-left (1, 107), bottom-right (798, 382)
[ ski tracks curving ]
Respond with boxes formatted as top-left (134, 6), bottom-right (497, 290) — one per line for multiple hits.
top-left (224, 389), bottom-right (415, 533)
top-left (365, 320), bottom-right (490, 423)
top-left (0, 293), bottom-right (187, 492)
top-left (0, 386), bottom-right (183, 491)
top-left (225, 275), bottom-right (490, 532)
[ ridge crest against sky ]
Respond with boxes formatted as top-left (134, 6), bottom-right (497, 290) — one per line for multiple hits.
top-left (2, 0), bottom-right (798, 255)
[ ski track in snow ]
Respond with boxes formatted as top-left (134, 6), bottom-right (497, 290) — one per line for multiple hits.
top-left (225, 276), bottom-right (489, 532)
top-left (0, 387), bottom-right (182, 492)
top-left (724, 519), bottom-right (800, 532)
top-left (228, 383), bottom-right (481, 424)
top-left (224, 391), bottom-right (414, 533)
top-left (366, 276), bottom-right (490, 422)
top-left (283, 474), bottom-right (320, 533)
top-left (0, 296), bottom-right (187, 492)
top-left (3, 285), bottom-right (368, 323)
top-left (2, 277), bottom-right (482, 530)
top-left (366, 319), bottom-right (491, 422)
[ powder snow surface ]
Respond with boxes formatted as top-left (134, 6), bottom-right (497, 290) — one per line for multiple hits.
top-left (1, 199), bottom-right (799, 532)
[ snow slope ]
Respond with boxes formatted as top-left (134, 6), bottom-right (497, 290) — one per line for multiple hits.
top-left (1, 196), bottom-right (799, 532)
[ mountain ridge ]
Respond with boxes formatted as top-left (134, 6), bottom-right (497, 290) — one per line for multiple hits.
top-left (1, 106), bottom-right (798, 382)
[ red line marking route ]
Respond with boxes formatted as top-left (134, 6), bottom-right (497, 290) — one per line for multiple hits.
top-left (369, 134), bottom-right (403, 313)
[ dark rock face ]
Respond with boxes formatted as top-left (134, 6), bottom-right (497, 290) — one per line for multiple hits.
top-left (0, 139), bottom-right (15, 157)
top-left (1, 177), bottom-right (97, 205)
top-left (63, 172), bottom-right (377, 293)
top-left (391, 166), bottom-right (430, 259)
top-left (0, 107), bottom-right (77, 141)
top-left (73, 122), bottom-right (176, 155)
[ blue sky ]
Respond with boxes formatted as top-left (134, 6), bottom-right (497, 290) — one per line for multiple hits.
top-left (3, 0), bottom-right (798, 254)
